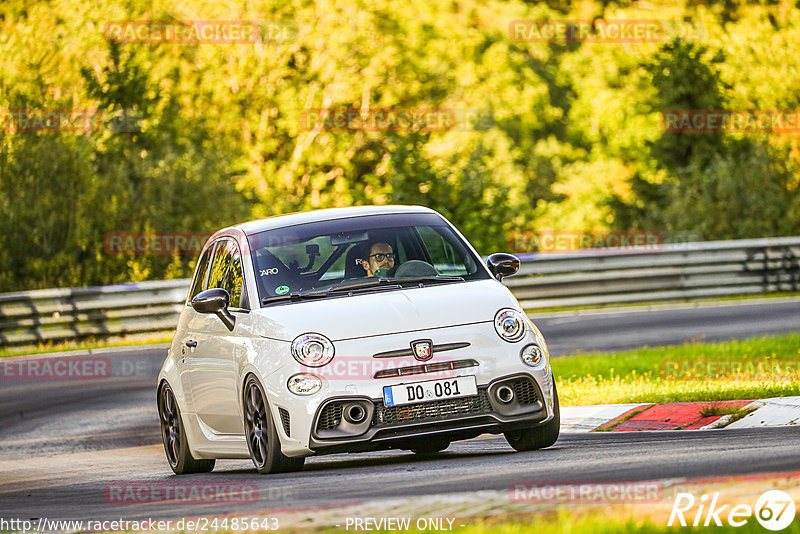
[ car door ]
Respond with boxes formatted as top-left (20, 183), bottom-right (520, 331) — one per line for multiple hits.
top-left (183, 238), bottom-right (248, 435)
top-left (176, 243), bottom-right (214, 409)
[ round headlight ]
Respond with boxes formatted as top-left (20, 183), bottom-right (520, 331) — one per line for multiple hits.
top-left (521, 344), bottom-right (546, 369)
top-left (287, 373), bottom-right (322, 395)
top-left (291, 333), bottom-right (335, 367)
top-left (494, 309), bottom-right (526, 342)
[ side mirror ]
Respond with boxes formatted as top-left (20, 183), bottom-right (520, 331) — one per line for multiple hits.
top-left (487, 253), bottom-right (520, 281)
top-left (191, 288), bottom-right (236, 331)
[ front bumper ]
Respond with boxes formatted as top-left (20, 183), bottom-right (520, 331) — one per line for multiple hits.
top-left (307, 373), bottom-right (550, 454)
top-left (263, 320), bottom-right (555, 457)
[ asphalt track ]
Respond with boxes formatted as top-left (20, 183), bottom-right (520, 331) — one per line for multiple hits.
top-left (0, 298), bottom-right (798, 524)
top-left (534, 297), bottom-right (800, 355)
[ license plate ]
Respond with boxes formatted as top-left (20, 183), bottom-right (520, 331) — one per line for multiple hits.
top-left (383, 376), bottom-right (477, 407)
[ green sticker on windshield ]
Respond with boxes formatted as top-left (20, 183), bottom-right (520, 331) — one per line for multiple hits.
top-left (275, 285), bottom-right (290, 295)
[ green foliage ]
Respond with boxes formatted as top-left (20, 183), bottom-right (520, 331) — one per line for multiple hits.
top-left (609, 38), bottom-right (799, 239)
top-left (1, 0), bottom-right (799, 291)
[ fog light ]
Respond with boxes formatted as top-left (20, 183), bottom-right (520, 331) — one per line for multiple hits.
top-left (520, 344), bottom-right (545, 368)
top-left (287, 373), bottom-right (322, 395)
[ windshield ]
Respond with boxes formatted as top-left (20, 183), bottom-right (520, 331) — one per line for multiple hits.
top-left (246, 212), bottom-right (490, 305)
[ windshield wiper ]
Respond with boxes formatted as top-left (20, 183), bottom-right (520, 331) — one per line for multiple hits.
top-left (261, 291), bottom-right (329, 305)
top-left (394, 275), bottom-right (464, 286)
top-left (326, 278), bottom-right (400, 293)
top-left (327, 275), bottom-right (464, 293)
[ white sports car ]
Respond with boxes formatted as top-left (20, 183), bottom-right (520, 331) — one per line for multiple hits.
top-left (157, 205), bottom-right (559, 474)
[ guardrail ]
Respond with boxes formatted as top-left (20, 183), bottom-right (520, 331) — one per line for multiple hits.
top-left (509, 236), bottom-right (800, 309)
top-left (1, 236), bottom-right (799, 346)
top-left (0, 280), bottom-right (189, 346)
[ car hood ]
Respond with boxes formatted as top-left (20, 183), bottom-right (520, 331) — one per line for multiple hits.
top-left (251, 279), bottom-right (520, 341)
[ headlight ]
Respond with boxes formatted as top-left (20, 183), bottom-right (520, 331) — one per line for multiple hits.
top-left (520, 344), bottom-right (547, 369)
top-left (291, 333), bottom-right (335, 367)
top-left (287, 373), bottom-right (322, 395)
top-left (494, 308), bottom-right (526, 342)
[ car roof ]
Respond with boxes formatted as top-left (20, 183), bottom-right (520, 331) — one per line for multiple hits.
top-left (232, 205), bottom-right (438, 236)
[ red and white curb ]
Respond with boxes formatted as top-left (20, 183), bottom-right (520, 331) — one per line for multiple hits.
top-left (561, 397), bottom-right (800, 432)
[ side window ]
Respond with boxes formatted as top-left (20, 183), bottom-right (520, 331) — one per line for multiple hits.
top-left (223, 243), bottom-right (244, 308)
top-left (206, 239), bottom-right (246, 309)
top-left (188, 246), bottom-right (213, 301)
top-left (416, 226), bottom-right (469, 276)
top-left (207, 240), bottom-right (232, 290)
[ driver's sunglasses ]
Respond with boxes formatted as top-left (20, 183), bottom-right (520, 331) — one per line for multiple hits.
top-left (369, 253), bottom-right (395, 262)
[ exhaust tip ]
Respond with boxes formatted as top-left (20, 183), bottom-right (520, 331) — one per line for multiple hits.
top-left (345, 404), bottom-right (367, 424)
top-left (497, 385), bottom-right (514, 404)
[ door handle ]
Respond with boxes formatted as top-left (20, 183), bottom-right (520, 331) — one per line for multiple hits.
top-left (185, 340), bottom-right (198, 348)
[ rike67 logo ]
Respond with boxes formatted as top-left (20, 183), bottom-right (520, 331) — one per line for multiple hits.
top-left (669, 490), bottom-right (796, 531)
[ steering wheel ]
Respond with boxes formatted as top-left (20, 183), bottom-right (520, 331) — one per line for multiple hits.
top-left (394, 260), bottom-right (438, 277)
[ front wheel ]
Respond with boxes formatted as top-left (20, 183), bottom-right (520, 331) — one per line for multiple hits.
top-left (504, 382), bottom-right (560, 452)
top-left (243, 376), bottom-right (305, 474)
top-left (158, 383), bottom-right (215, 474)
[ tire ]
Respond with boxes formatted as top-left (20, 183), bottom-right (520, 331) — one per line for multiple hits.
top-left (504, 382), bottom-right (560, 452)
top-left (158, 383), bottom-right (215, 474)
top-left (410, 440), bottom-right (450, 454)
top-left (243, 376), bottom-right (305, 474)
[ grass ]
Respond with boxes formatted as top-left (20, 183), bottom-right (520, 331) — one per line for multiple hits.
top-left (0, 332), bottom-right (174, 358)
top-left (592, 406), bottom-right (651, 432)
top-left (552, 331), bottom-right (800, 405)
top-left (310, 510), bottom-right (800, 534)
top-left (446, 516), bottom-right (800, 534)
top-left (698, 402), bottom-right (746, 418)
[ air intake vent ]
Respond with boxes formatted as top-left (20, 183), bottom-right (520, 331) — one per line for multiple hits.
top-left (373, 389), bottom-right (492, 426)
top-left (278, 407), bottom-right (291, 437)
top-left (510, 377), bottom-right (539, 405)
top-left (317, 402), bottom-right (344, 431)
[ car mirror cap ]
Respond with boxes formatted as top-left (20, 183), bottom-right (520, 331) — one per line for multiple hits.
top-left (487, 253), bottom-right (520, 281)
top-left (191, 288), bottom-right (229, 313)
top-left (191, 288), bottom-right (236, 331)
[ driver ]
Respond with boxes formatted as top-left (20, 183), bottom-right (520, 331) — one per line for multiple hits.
top-left (361, 241), bottom-right (396, 277)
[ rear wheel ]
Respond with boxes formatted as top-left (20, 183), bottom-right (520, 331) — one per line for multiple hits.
top-left (243, 376), bottom-right (305, 474)
top-left (158, 383), bottom-right (215, 474)
top-left (504, 383), bottom-right (560, 452)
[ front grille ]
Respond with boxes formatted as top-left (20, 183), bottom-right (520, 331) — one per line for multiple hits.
top-left (510, 376), bottom-right (539, 405)
top-left (373, 342), bottom-right (471, 359)
top-left (374, 359), bottom-right (479, 379)
top-left (278, 407), bottom-right (291, 437)
top-left (317, 403), bottom-right (343, 431)
top-left (373, 389), bottom-right (492, 426)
